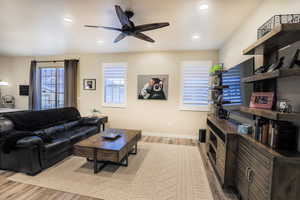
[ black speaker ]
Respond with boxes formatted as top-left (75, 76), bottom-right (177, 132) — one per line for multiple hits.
top-left (199, 129), bottom-right (206, 143)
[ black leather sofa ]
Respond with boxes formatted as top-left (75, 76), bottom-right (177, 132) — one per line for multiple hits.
top-left (0, 107), bottom-right (102, 175)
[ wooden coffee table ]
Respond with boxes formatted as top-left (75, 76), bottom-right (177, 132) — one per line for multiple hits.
top-left (73, 128), bottom-right (142, 173)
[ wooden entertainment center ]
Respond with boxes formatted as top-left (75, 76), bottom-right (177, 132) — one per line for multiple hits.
top-left (207, 115), bottom-right (300, 200)
top-left (205, 23), bottom-right (300, 200)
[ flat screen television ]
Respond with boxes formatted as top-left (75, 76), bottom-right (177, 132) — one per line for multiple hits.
top-left (222, 57), bottom-right (254, 114)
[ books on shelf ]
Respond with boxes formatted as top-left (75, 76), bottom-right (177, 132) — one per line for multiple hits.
top-left (252, 118), bottom-right (297, 151)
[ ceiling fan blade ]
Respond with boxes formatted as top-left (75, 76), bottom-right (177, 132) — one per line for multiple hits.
top-left (133, 32), bottom-right (155, 43)
top-left (84, 25), bottom-right (121, 31)
top-left (134, 22), bottom-right (170, 32)
top-left (114, 33), bottom-right (127, 43)
top-left (115, 5), bottom-right (132, 28)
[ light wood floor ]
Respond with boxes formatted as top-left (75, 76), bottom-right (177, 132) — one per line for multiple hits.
top-left (0, 136), bottom-right (235, 200)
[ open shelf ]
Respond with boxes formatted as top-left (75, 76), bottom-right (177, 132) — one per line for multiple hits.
top-left (209, 141), bottom-right (217, 152)
top-left (209, 133), bottom-right (218, 150)
top-left (210, 85), bottom-right (229, 90)
top-left (212, 101), bottom-right (231, 105)
top-left (242, 68), bottom-right (300, 83)
top-left (210, 70), bottom-right (228, 76)
top-left (243, 24), bottom-right (300, 55)
top-left (240, 106), bottom-right (300, 121)
top-left (208, 145), bottom-right (216, 164)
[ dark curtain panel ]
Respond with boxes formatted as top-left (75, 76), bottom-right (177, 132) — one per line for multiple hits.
top-left (28, 60), bottom-right (40, 110)
top-left (64, 59), bottom-right (79, 107)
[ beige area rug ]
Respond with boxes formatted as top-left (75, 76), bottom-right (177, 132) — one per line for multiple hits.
top-left (9, 142), bottom-right (213, 200)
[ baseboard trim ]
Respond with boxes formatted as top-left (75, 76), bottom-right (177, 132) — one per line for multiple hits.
top-left (142, 132), bottom-right (197, 140)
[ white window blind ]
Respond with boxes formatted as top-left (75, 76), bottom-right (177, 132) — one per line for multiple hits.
top-left (102, 63), bottom-right (127, 107)
top-left (181, 61), bottom-right (211, 111)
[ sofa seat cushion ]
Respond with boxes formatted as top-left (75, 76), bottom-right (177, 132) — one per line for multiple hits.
top-left (34, 130), bottom-right (52, 143)
top-left (65, 126), bottom-right (98, 144)
top-left (70, 132), bottom-right (87, 144)
top-left (43, 138), bottom-right (70, 159)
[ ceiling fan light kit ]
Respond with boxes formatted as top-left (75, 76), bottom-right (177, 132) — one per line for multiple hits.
top-left (84, 5), bottom-right (170, 43)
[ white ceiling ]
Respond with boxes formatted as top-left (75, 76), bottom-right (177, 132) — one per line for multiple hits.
top-left (0, 0), bottom-right (263, 56)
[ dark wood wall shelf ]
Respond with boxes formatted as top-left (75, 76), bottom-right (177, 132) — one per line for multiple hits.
top-left (240, 106), bottom-right (300, 121)
top-left (243, 24), bottom-right (300, 55)
top-left (210, 85), bottom-right (229, 90)
top-left (242, 68), bottom-right (300, 83)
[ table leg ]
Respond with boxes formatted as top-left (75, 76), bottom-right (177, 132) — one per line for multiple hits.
top-left (122, 153), bottom-right (128, 167)
top-left (93, 149), bottom-right (98, 174)
top-left (129, 143), bottom-right (138, 155)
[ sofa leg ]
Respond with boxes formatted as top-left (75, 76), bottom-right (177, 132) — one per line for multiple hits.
top-left (26, 169), bottom-right (42, 176)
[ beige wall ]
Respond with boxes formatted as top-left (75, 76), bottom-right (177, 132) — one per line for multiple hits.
top-left (219, 0), bottom-right (300, 68)
top-left (0, 50), bottom-right (219, 138)
top-left (0, 56), bottom-right (13, 96)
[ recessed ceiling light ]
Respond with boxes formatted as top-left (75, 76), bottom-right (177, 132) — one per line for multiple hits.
top-left (192, 35), bottom-right (200, 39)
top-left (63, 17), bottom-right (73, 23)
top-left (97, 40), bottom-right (104, 44)
top-left (199, 4), bottom-right (209, 10)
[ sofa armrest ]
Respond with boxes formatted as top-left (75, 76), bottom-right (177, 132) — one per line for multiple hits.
top-left (81, 117), bottom-right (102, 126)
top-left (16, 136), bottom-right (44, 148)
top-left (81, 117), bottom-right (104, 132)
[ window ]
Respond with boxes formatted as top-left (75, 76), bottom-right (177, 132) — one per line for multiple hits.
top-left (40, 67), bottom-right (64, 110)
top-left (102, 63), bottom-right (127, 107)
top-left (222, 65), bottom-right (242, 105)
top-left (180, 61), bottom-right (211, 111)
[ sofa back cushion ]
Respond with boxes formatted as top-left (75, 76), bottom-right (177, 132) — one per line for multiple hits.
top-left (43, 124), bottom-right (66, 139)
top-left (2, 107), bottom-right (81, 131)
top-left (64, 120), bottom-right (81, 131)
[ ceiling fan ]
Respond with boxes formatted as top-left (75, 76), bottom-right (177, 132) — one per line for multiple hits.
top-left (84, 5), bottom-right (170, 43)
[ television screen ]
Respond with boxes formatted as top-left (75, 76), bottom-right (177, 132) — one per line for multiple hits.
top-left (222, 57), bottom-right (254, 110)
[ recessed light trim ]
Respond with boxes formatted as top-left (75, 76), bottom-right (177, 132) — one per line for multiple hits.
top-left (192, 35), bottom-right (200, 39)
top-left (97, 40), bottom-right (104, 44)
top-left (199, 4), bottom-right (209, 10)
top-left (63, 17), bottom-right (73, 23)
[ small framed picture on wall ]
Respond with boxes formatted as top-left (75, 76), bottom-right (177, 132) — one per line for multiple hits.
top-left (83, 79), bottom-right (96, 90)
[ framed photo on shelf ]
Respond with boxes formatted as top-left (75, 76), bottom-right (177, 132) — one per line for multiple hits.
top-left (250, 92), bottom-right (274, 109)
top-left (83, 79), bottom-right (96, 90)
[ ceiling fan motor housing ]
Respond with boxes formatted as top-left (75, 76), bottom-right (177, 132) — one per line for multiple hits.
top-left (125, 10), bottom-right (134, 19)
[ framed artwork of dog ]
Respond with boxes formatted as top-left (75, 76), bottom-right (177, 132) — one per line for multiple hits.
top-left (137, 75), bottom-right (169, 100)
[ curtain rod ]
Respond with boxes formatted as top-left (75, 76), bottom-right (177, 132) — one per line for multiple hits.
top-left (34, 59), bottom-right (79, 63)
top-left (35, 60), bottom-right (65, 63)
